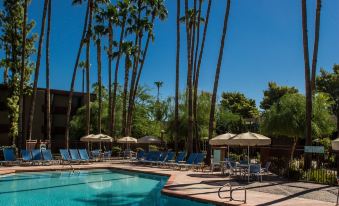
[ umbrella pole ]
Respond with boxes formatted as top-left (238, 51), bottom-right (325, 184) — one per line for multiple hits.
top-left (248, 145), bottom-right (250, 165)
top-left (228, 146), bottom-right (230, 160)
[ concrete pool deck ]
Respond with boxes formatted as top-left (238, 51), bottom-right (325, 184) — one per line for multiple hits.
top-left (0, 160), bottom-right (336, 206)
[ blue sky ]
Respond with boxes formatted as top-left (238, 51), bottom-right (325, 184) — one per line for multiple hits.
top-left (1, 0), bottom-right (339, 107)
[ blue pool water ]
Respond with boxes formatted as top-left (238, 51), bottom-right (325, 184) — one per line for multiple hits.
top-left (0, 169), bottom-right (214, 206)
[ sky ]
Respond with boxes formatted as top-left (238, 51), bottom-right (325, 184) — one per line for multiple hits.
top-left (1, 0), bottom-right (339, 107)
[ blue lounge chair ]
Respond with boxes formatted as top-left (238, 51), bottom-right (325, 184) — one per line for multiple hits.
top-left (1, 148), bottom-right (20, 165)
top-left (31, 149), bottom-right (44, 165)
top-left (151, 152), bottom-right (168, 166)
top-left (21, 149), bottom-right (32, 165)
top-left (165, 152), bottom-right (186, 168)
top-left (103, 150), bottom-right (112, 161)
top-left (192, 153), bottom-right (205, 171)
top-left (60, 149), bottom-right (78, 164)
top-left (159, 151), bottom-right (175, 167)
top-left (69, 149), bottom-right (81, 161)
top-left (42, 149), bottom-right (58, 164)
top-left (177, 153), bottom-right (198, 170)
top-left (78, 149), bottom-right (91, 162)
top-left (91, 150), bottom-right (101, 160)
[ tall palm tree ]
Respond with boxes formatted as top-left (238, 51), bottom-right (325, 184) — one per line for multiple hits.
top-left (207, 0), bottom-right (231, 164)
top-left (301, 0), bottom-right (322, 169)
top-left (45, 0), bottom-right (52, 147)
top-left (65, 0), bottom-right (90, 149)
top-left (85, 0), bottom-right (94, 136)
top-left (27, 0), bottom-right (49, 140)
top-left (175, 0), bottom-right (180, 153)
top-left (193, 0), bottom-right (211, 151)
top-left (19, 0), bottom-right (28, 148)
top-left (111, 1), bottom-right (129, 138)
top-left (78, 61), bottom-right (86, 95)
top-left (154, 81), bottom-right (163, 101)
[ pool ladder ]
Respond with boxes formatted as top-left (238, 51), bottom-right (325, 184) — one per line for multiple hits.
top-left (218, 183), bottom-right (246, 203)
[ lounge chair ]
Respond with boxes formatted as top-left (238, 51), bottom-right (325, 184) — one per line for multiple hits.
top-left (1, 148), bottom-right (20, 165)
top-left (141, 151), bottom-right (161, 164)
top-left (151, 152), bottom-right (168, 166)
top-left (159, 151), bottom-right (175, 167)
top-left (60, 149), bottom-right (78, 164)
top-left (78, 149), bottom-right (91, 162)
top-left (32, 149), bottom-right (44, 165)
top-left (41, 149), bottom-right (59, 165)
top-left (192, 153), bottom-right (205, 171)
top-left (21, 149), bottom-right (33, 165)
top-left (91, 150), bottom-right (101, 160)
top-left (70, 149), bottom-right (86, 163)
top-left (177, 153), bottom-right (198, 170)
top-left (246, 164), bottom-right (262, 182)
top-left (165, 152), bottom-right (186, 168)
top-left (103, 150), bottom-right (112, 161)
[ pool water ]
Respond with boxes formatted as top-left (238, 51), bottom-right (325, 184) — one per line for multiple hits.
top-left (0, 169), bottom-right (214, 206)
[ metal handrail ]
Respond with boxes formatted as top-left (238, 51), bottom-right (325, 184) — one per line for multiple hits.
top-left (218, 183), bottom-right (247, 203)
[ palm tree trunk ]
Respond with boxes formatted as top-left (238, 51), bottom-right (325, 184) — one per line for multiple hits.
top-left (85, 0), bottom-right (93, 136)
top-left (96, 39), bottom-right (102, 134)
top-left (27, 0), bottom-right (49, 140)
top-left (45, 0), bottom-right (52, 147)
top-left (193, 0), bottom-right (202, 85)
top-left (112, 17), bottom-right (126, 138)
top-left (108, 20), bottom-right (113, 138)
top-left (19, 0), bottom-right (28, 149)
top-left (185, 0), bottom-right (193, 154)
top-left (311, 0), bottom-right (321, 93)
top-left (65, 1), bottom-right (89, 148)
top-left (175, 0), bottom-right (180, 153)
top-left (122, 59), bottom-right (129, 136)
top-left (301, 0), bottom-right (312, 170)
top-left (207, 0), bottom-right (231, 164)
top-left (82, 69), bottom-right (85, 94)
top-left (290, 138), bottom-right (297, 162)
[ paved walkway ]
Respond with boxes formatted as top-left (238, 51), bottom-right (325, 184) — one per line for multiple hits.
top-left (0, 161), bottom-right (337, 206)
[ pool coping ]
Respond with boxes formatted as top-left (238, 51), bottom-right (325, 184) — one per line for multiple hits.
top-left (0, 164), bottom-right (234, 206)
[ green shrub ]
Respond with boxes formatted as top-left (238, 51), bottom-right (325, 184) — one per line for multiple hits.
top-left (303, 169), bottom-right (337, 185)
top-left (149, 145), bottom-right (159, 151)
top-left (111, 146), bottom-right (122, 156)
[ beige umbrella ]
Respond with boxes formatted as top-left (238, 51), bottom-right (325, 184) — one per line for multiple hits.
top-left (80, 134), bottom-right (96, 142)
top-left (227, 132), bottom-right (271, 165)
top-left (138, 136), bottom-right (161, 144)
top-left (209, 133), bottom-right (235, 146)
top-left (331, 138), bottom-right (339, 151)
top-left (117, 136), bottom-right (137, 143)
top-left (80, 134), bottom-right (113, 142)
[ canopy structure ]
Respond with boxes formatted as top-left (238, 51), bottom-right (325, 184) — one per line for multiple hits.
top-left (138, 136), bottom-right (161, 144)
top-left (227, 132), bottom-right (271, 165)
top-left (209, 133), bottom-right (236, 146)
top-left (117, 136), bottom-right (137, 144)
top-left (227, 132), bottom-right (271, 146)
top-left (80, 134), bottom-right (113, 142)
top-left (332, 138), bottom-right (339, 151)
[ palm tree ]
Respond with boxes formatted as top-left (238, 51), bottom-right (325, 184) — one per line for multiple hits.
top-left (65, 0), bottom-right (90, 148)
top-left (207, 0), bottom-right (231, 164)
top-left (154, 81), bottom-right (163, 101)
top-left (85, 0), bottom-right (94, 136)
top-left (301, 0), bottom-right (322, 169)
top-left (111, 1), bottom-right (129, 138)
top-left (45, 0), bottom-right (52, 147)
top-left (27, 0), bottom-right (49, 140)
top-left (78, 61), bottom-right (86, 95)
top-left (19, 0), bottom-right (28, 148)
top-left (175, 0), bottom-right (180, 153)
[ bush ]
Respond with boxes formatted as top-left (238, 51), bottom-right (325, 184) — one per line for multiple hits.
top-left (111, 146), bottom-right (122, 156)
top-left (149, 145), bottom-right (159, 151)
top-left (303, 169), bottom-right (337, 185)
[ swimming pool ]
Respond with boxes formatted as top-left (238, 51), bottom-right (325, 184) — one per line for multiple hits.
top-left (0, 169), bottom-right (214, 205)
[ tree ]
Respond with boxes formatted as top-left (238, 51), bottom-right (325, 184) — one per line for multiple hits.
top-left (175, 0), bottom-right (180, 153)
top-left (208, 0), bottom-right (231, 163)
top-left (65, 0), bottom-right (90, 148)
top-left (154, 81), bottom-right (163, 101)
top-left (316, 66), bottom-right (339, 138)
top-left (78, 61), bottom-right (86, 94)
top-left (220, 92), bottom-right (259, 119)
top-left (27, 0), bottom-right (49, 141)
top-left (301, 0), bottom-right (322, 169)
top-left (261, 93), bottom-right (335, 161)
top-left (0, 0), bottom-right (37, 147)
top-left (260, 82), bottom-right (298, 110)
top-left (45, 0), bottom-right (52, 146)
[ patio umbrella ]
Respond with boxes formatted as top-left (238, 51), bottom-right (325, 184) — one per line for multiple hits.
top-left (209, 133), bottom-right (236, 159)
top-left (227, 132), bottom-right (271, 164)
top-left (331, 138), bottom-right (339, 151)
top-left (209, 133), bottom-right (235, 146)
top-left (117, 136), bottom-right (137, 150)
top-left (80, 134), bottom-right (113, 150)
top-left (80, 134), bottom-right (96, 142)
top-left (137, 136), bottom-right (161, 144)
